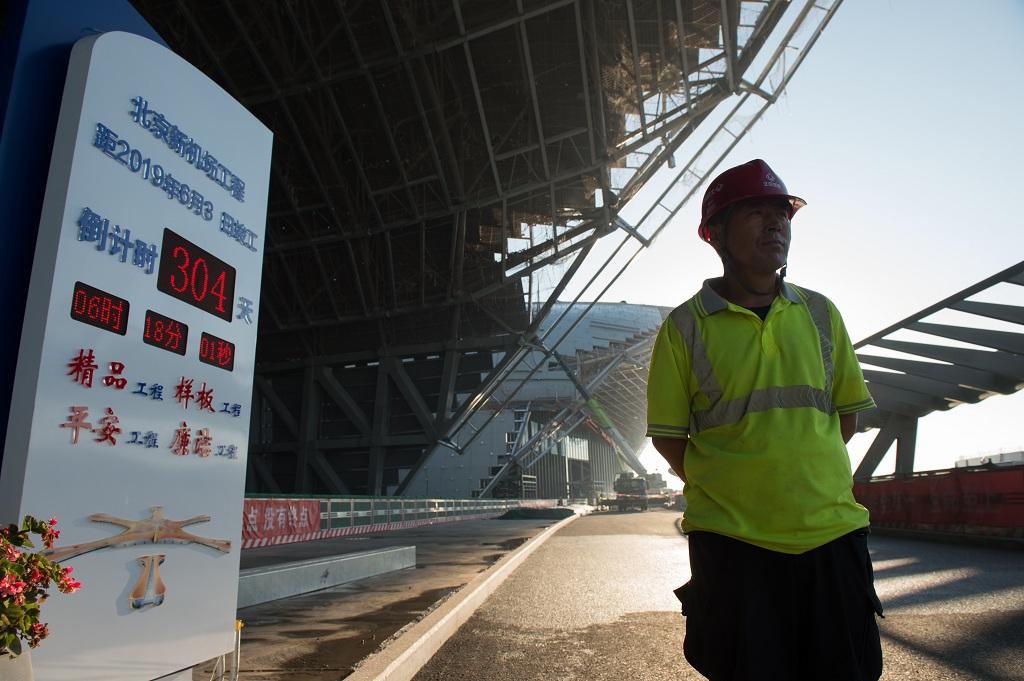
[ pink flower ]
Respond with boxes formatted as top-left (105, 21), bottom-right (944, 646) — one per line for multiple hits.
top-left (41, 526), bottom-right (59, 548)
top-left (0, 515), bottom-right (80, 651)
top-left (3, 543), bottom-right (20, 561)
top-left (58, 567), bottom-right (81, 593)
top-left (59, 577), bottom-right (81, 594)
top-left (0, 573), bottom-right (27, 597)
top-left (28, 621), bottom-right (49, 647)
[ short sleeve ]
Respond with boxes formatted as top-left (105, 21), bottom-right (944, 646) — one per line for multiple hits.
top-left (828, 300), bottom-right (875, 415)
top-left (646, 315), bottom-right (693, 438)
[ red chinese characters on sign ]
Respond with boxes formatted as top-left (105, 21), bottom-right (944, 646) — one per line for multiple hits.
top-left (94, 407), bottom-right (121, 445)
top-left (174, 377), bottom-right (193, 409)
top-left (103, 362), bottom-right (128, 389)
top-left (69, 351), bottom-right (130, 390)
top-left (59, 406), bottom-right (121, 445)
top-left (68, 349), bottom-right (98, 387)
top-left (171, 422), bottom-right (191, 456)
top-left (242, 499), bottom-right (318, 542)
top-left (59, 406), bottom-right (93, 444)
top-left (194, 427), bottom-right (212, 457)
top-left (196, 382), bottom-right (215, 412)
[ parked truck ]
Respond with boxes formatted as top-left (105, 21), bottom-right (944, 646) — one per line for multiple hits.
top-left (612, 472), bottom-right (649, 512)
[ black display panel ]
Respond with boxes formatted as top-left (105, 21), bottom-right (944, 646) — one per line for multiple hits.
top-left (142, 309), bottom-right (188, 355)
top-left (198, 332), bottom-right (235, 371)
top-left (157, 228), bottom-right (235, 321)
top-left (69, 281), bottom-right (129, 335)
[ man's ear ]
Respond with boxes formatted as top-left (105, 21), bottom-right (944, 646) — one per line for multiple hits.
top-left (707, 223), bottom-right (725, 256)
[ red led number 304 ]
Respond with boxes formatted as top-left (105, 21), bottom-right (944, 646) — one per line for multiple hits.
top-left (168, 245), bottom-right (228, 312)
top-left (157, 229), bottom-right (236, 321)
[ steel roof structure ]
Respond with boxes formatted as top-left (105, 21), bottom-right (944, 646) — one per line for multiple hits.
top-left (491, 258), bottom-right (1024, 493)
top-left (853, 260), bottom-right (1024, 480)
top-left (131, 0), bottom-right (843, 495)
top-left (468, 301), bottom-right (664, 496)
top-left (478, 321), bottom-right (660, 497)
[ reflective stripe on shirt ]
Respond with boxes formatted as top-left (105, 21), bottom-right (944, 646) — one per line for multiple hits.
top-left (670, 288), bottom-right (834, 434)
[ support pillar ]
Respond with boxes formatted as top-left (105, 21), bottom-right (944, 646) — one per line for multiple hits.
top-left (368, 365), bottom-right (389, 495)
top-left (295, 365), bottom-right (318, 493)
top-left (853, 412), bottom-right (920, 481)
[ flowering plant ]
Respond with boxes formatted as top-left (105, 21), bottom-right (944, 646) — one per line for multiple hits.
top-left (1, 516), bottom-right (80, 657)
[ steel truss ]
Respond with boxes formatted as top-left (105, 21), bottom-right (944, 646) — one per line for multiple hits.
top-left (435, 0), bottom-right (844, 495)
top-left (853, 260), bottom-right (1024, 480)
top-left (477, 330), bottom-right (657, 498)
top-left (134, 0), bottom-right (843, 494)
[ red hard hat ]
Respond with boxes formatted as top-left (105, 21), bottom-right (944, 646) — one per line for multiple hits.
top-left (697, 159), bottom-right (806, 242)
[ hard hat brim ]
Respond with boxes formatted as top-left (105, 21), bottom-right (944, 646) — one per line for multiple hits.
top-left (698, 194), bottom-right (806, 242)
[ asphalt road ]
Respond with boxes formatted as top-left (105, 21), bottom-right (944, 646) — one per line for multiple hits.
top-left (414, 509), bottom-right (1024, 681)
top-left (192, 517), bottom-right (560, 680)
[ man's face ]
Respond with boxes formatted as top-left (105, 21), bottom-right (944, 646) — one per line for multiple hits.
top-left (711, 197), bottom-right (792, 274)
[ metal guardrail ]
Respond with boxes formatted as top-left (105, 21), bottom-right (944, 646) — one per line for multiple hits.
top-left (316, 497), bottom-right (523, 531)
top-left (244, 496), bottom-right (556, 532)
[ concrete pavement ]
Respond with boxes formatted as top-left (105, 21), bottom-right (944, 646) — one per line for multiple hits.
top-left (412, 508), bottom-right (696, 681)
top-left (195, 508), bottom-right (1024, 680)
top-left (414, 509), bottom-right (1024, 680)
top-left (870, 534), bottom-right (1024, 680)
top-left (192, 515), bottom-right (568, 679)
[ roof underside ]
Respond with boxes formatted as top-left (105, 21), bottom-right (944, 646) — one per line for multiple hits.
top-left (132, 0), bottom-right (783, 359)
top-left (128, 0), bottom-right (837, 494)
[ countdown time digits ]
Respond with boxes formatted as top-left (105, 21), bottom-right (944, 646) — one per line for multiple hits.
top-left (156, 229), bottom-right (236, 322)
top-left (143, 309), bottom-right (188, 355)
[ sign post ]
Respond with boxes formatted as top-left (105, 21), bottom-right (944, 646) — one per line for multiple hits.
top-left (0, 31), bottom-right (271, 681)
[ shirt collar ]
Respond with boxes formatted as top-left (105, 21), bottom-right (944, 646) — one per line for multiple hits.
top-left (696, 278), bottom-right (802, 317)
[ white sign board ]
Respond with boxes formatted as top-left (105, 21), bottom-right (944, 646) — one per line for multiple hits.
top-left (0, 32), bottom-right (271, 681)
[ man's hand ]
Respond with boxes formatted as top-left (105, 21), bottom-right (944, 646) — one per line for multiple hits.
top-left (840, 413), bottom-right (858, 444)
top-left (651, 436), bottom-right (688, 483)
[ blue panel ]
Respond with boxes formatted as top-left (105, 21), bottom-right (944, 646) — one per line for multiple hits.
top-left (0, 0), bottom-right (166, 470)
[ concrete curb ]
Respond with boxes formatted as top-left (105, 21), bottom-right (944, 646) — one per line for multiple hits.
top-left (345, 512), bottom-right (581, 681)
top-left (237, 546), bottom-right (416, 608)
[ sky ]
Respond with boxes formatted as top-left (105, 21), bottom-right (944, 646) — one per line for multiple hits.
top-left (560, 1), bottom-right (1024, 485)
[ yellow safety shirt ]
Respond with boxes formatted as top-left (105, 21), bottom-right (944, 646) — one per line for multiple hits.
top-left (646, 280), bottom-right (875, 554)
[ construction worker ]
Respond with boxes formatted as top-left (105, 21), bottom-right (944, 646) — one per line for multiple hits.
top-left (646, 159), bottom-right (883, 680)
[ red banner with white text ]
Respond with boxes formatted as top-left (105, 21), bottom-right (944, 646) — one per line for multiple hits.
top-left (242, 498), bottom-right (320, 543)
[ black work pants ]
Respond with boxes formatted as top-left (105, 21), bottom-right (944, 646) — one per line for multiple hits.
top-left (678, 529), bottom-right (883, 681)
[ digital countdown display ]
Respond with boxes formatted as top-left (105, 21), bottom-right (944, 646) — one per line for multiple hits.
top-left (142, 309), bottom-right (188, 355)
top-left (69, 281), bottom-right (129, 335)
top-left (199, 332), bottom-right (235, 371)
top-left (157, 228), bottom-right (236, 321)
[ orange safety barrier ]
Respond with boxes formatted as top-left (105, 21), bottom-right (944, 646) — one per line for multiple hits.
top-left (854, 466), bottom-right (1024, 533)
